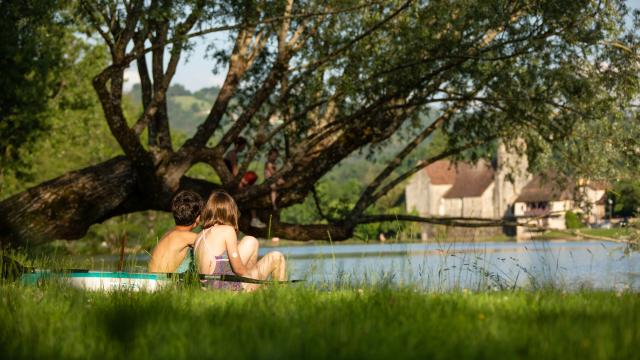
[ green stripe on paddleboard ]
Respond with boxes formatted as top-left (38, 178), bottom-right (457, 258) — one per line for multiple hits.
top-left (20, 271), bottom-right (168, 285)
top-left (68, 272), bottom-right (165, 280)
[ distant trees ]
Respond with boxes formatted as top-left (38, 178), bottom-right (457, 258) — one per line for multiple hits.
top-left (167, 84), bottom-right (191, 97)
top-left (2, 0), bottom-right (640, 246)
top-left (612, 180), bottom-right (640, 217)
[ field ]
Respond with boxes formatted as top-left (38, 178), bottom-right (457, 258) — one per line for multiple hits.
top-left (1, 283), bottom-right (638, 360)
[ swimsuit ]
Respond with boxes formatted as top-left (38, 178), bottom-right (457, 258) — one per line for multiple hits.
top-left (174, 248), bottom-right (193, 274)
top-left (194, 227), bottom-right (243, 291)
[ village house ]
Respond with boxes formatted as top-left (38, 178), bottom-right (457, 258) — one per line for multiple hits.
top-left (405, 144), bottom-right (608, 240)
top-left (513, 177), bottom-right (607, 238)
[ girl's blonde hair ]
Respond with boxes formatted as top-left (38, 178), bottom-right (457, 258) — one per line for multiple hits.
top-left (201, 191), bottom-right (239, 231)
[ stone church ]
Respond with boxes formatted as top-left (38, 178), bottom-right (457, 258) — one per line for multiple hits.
top-left (405, 143), bottom-right (607, 240)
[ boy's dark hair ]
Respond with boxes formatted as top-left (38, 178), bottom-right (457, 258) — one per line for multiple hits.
top-left (268, 148), bottom-right (279, 156)
top-left (171, 190), bottom-right (204, 226)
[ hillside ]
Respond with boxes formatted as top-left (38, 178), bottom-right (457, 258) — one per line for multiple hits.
top-left (127, 84), bottom-right (219, 135)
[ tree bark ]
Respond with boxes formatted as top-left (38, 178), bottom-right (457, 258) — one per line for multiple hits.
top-left (0, 154), bottom-right (225, 248)
top-left (0, 157), bottom-right (139, 246)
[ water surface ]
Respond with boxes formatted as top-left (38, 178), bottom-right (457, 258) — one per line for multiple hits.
top-left (86, 240), bottom-right (640, 291)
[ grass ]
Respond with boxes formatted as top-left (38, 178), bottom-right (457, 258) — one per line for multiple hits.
top-left (579, 227), bottom-right (634, 238)
top-left (535, 227), bottom-right (634, 241)
top-left (0, 283), bottom-right (638, 360)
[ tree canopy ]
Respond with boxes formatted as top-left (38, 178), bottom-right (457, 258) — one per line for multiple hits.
top-left (0, 0), bottom-right (74, 173)
top-left (1, 0), bottom-right (640, 246)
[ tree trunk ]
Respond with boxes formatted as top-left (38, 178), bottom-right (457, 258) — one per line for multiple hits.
top-left (0, 157), bottom-right (143, 247)
top-left (0, 156), bottom-right (344, 247)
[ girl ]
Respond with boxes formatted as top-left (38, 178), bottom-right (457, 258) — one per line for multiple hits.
top-left (194, 191), bottom-right (286, 290)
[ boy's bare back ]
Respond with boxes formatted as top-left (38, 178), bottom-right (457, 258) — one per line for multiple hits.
top-left (148, 229), bottom-right (197, 273)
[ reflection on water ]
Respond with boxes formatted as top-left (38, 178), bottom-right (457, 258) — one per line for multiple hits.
top-left (83, 240), bottom-right (640, 291)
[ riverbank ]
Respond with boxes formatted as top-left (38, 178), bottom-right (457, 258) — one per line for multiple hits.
top-left (0, 284), bottom-right (638, 359)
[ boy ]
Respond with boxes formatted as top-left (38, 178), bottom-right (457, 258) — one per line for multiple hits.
top-left (224, 137), bottom-right (248, 176)
top-left (148, 190), bottom-right (204, 273)
top-left (238, 171), bottom-right (266, 228)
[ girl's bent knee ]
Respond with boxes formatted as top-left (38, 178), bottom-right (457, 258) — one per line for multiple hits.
top-left (242, 236), bottom-right (259, 248)
top-left (269, 251), bottom-right (284, 259)
top-left (269, 251), bottom-right (286, 265)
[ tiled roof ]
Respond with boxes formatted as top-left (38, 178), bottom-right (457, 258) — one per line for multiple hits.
top-left (424, 160), bottom-right (458, 185)
top-left (586, 180), bottom-right (610, 191)
top-left (515, 176), bottom-right (573, 203)
top-left (596, 193), bottom-right (608, 205)
top-left (442, 160), bottom-right (495, 198)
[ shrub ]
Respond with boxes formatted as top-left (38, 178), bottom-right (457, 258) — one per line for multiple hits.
top-left (565, 210), bottom-right (583, 229)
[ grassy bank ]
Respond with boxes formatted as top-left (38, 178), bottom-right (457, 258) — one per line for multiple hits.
top-left (0, 284), bottom-right (638, 359)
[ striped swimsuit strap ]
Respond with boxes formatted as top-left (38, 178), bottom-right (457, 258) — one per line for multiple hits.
top-left (194, 227), bottom-right (229, 261)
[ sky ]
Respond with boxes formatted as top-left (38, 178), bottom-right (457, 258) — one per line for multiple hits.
top-left (124, 31), bottom-right (230, 92)
top-left (124, 0), bottom-right (640, 92)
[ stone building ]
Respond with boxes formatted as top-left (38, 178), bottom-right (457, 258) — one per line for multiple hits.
top-left (513, 177), bottom-right (607, 238)
top-left (405, 143), bottom-right (607, 240)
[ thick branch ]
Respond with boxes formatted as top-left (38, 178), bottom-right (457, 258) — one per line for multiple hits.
top-left (351, 107), bottom-right (456, 216)
top-left (182, 26), bottom-right (256, 150)
top-left (131, 2), bottom-right (204, 138)
top-left (354, 214), bottom-right (522, 228)
top-left (92, 67), bottom-right (152, 167)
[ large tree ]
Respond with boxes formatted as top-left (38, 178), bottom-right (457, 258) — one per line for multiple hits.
top-left (1, 0), bottom-right (639, 246)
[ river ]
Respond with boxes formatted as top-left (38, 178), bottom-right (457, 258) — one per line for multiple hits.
top-left (82, 240), bottom-right (640, 291)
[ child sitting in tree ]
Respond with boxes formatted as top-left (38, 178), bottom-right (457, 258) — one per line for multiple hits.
top-left (264, 148), bottom-right (286, 210)
top-left (148, 190), bottom-right (203, 273)
top-left (224, 137), bottom-right (247, 176)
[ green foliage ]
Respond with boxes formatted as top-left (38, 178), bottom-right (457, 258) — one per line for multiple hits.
top-left (612, 180), bottom-right (640, 217)
top-left (565, 211), bottom-right (584, 229)
top-left (0, 40), bottom-right (125, 199)
top-left (353, 206), bottom-right (417, 242)
top-left (579, 228), bottom-right (633, 239)
top-left (0, 37), bottom-right (124, 199)
top-left (280, 127), bottom-right (451, 241)
top-left (0, 285), bottom-right (638, 359)
top-left (87, 212), bottom-right (176, 252)
top-left (0, 0), bottom-right (73, 172)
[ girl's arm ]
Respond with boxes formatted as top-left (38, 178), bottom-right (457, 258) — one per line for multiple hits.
top-left (223, 228), bottom-right (249, 276)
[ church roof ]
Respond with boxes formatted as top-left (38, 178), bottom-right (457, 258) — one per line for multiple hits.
top-left (442, 160), bottom-right (495, 198)
top-left (423, 160), bottom-right (495, 198)
top-left (424, 160), bottom-right (458, 185)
